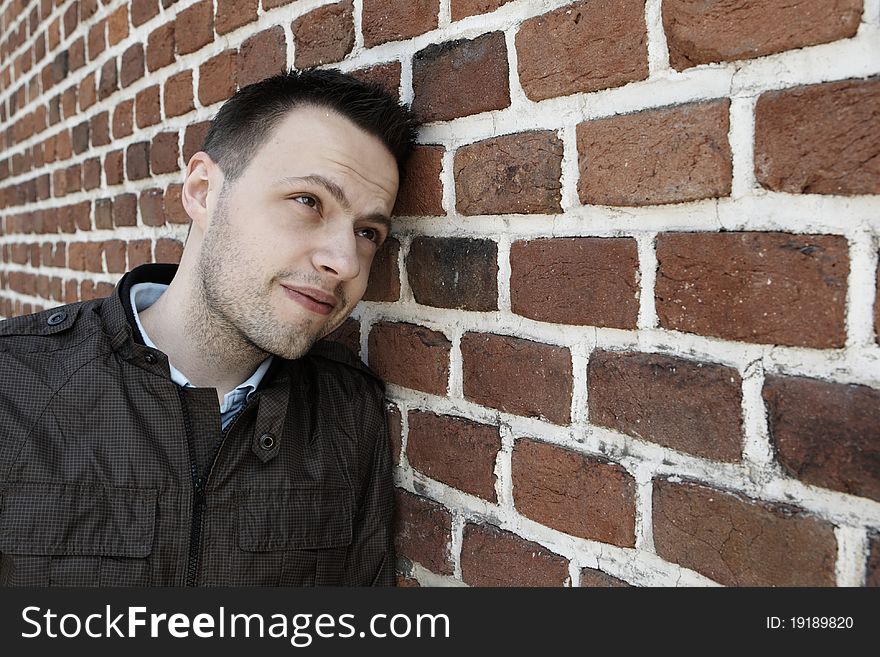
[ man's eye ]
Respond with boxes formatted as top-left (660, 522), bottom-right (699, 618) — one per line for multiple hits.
top-left (293, 195), bottom-right (317, 208)
top-left (356, 227), bottom-right (383, 244)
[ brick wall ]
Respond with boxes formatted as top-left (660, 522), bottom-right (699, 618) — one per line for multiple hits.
top-left (1, 0), bottom-right (879, 586)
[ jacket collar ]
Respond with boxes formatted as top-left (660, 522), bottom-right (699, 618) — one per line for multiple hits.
top-left (102, 263), bottom-right (178, 348)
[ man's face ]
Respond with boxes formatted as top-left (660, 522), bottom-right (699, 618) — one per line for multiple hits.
top-left (196, 105), bottom-right (399, 359)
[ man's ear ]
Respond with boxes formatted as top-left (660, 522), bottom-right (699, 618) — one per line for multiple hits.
top-left (182, 151), bottom-right (222, 232)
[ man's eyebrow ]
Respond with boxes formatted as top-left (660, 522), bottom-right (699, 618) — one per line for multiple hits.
top-left (275, 174), bottom-right (392, 233)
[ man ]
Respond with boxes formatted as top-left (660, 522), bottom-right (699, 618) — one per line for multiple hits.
top-left (0, 69), bottom-right (418, 586)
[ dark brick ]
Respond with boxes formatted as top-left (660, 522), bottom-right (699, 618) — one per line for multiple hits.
top-left (406, 237), bottom-right (497, 310)
top-left (183, 121), bottom-right (211, 162)
top-left (98, 57), bottom-right (117, 100)
top-left (139, 188), bottom-right (165, 227)
top-left (394, 490), bottom-right (453, 575)
top-left (120, 43), bottom-right (144, 87)
top-left (579, 568), bottom-right (630, 587)
top-left (136, 85), bottom-right (161, 128)
top-left (131, 0), bottom-right (159, 27)
top-left (362, 237), bottom-right (400, 302)
top-left (350, 62), bottom-right (401, 101)
top-left (112, 193), bottom-right (138, 227)
top-left (150, 131), bottom-right (179, 174)
top-left (393, 145), bottom-right (444, 216)
top-left (461, 523), bottom-right (569, 586)
top-left (368, 321), bottom-right (450, 395)
top-left (147, 22), bottom-right (174, 71)
top-left (112, 99), bottom-right (133, 138)
top-left (238, 26), bottom-right (286, 88)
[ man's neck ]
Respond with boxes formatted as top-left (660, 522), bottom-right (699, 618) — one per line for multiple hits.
top-left (138, 277), bottom-right (268, 403)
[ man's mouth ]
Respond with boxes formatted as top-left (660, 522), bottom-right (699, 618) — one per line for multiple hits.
top-left (281, 284), bottom-right (337, 316)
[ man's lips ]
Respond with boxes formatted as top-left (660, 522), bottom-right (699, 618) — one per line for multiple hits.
top-left (281, 285), bottom-right (337, 316)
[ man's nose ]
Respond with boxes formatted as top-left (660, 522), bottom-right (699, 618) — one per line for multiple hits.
top-left (312, 221), bottom-right (361, 281)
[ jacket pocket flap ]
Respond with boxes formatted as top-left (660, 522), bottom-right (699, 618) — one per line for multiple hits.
top-left (0, 483), bottom-right (157, 557)
top-left (238, 487), bottom-right (353, 552)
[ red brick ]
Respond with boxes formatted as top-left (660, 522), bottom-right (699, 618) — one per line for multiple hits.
top-left (66, 164), bottom-right (82, 194)
top-left (163, 184), bottom-right (190, 223)
top-left (198, 50), bottom-right (236, 107)
top-left (137, 188), bottom-right (165, 228)
top-left (183, 120), bottom-right (211, 162)
top-left (238, 27), bottom-right (286, 88)
top-left (68, 37), bottom-right (85, 72)
top-left (350, 62), bottom-right (401, 101)
top-left (517, 0), bottom-right (648, 102)
top-left (150, 131), bottom-right (179, 174)
top-left (164, 70), bottom-right (193, 117)
top-left (215, 0), bottom-right (257, 35)
top-left (292, 0), bottom-right (353, 68)
top-left (588, 350), bottom-right (743, 461)
top-left (407, 412), bottom-right (500, 501)
top-left (107, 5), bottom-right (128, 46)
top-left (394, 490), bottom-right (453, 575)
top-left (655, 232), bottom-right (848, 348)
top-left (455, 131), bottom-right (562, 215)
top-left (412, 32), bottom-right (509, 122)
top-left (461, 332), bottom-right (571, 424)
top-left (135, 85), bottom-right (161, 128)
top-left (112, 98), bottom-right (133, 138)
top-left (763, 374), bottom-right (880, 502)
top-left (104, 150), bottom-right (123, 185)
top-left (61, 86), bottom-right (77, 119)
top-left (113, 193), bottom-right (137, 227)
top-left (577, 100), bottom-right (732, 206)
top-left (385, 403), bottom-right (401, 466)
top-left (368, 321), bottom-right (450, 395)
top-left (71, 120), bottom-right (89, 154)
top-left (120, 43), bottom-right (144, 87)
top-left (156, 238), bottom-right (183, 263)
top-left (396, 574), bottom-right (419, 587)
top-left (147, 22), bottom-right (174, 71)
top-left (362, 0), bottom-right (437, 48)
top-left (131, 0), bottom-right (159, 27)
top-left (63, 1), bottom-right (78, 38)
top-left (513, 438), bottom-right (636, 546)
top-left (665, 0), bottom-right (862, 70)
top-left (461, 523), bottom-right (569, 586)
top-left (755, 78), bottom-right (880, 195)
top-left (79, 73), bottom-right (96, 110)
top-left (392, 145), bottom-right (443, 216)
top-left (876, 258), bottom-right (880, 346)
top-left (175, 0), bottom-right (213, 54)
top-left (127, 239), bottom-right (153, 268)
top-left (263, 0), bottom-right (295, 7)
top-left (406, 237), bottom-right (497, 310)
top-left (87, 20), bottom-right (105, 60)
top-left (94, 198), bottom-right (112, 229)
top-left (98, 57), bottom-right (117, 100)
top-left (88, 111), bottom-right (109, 147)
top-left (579, 568), bottom-right (630, 587)
top-left (451, 0), bottom-right (511, 20)
top-left (362, 237), bottom-right (400, 302)
top-left (104, 239), bottom-right (126, 273)
top-left (653, 478), bottom-right (837, 586)
top-left (510, 238), bottom-right (638, 328)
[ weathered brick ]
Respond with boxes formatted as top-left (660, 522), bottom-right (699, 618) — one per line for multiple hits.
top-left (876, 258), bottom-right (880, 345)
top-left (98, 57), bottom-right (117, 100)
top-left (385, 403), bottom-right (401, 466)
top-left (406, 237), bottom-right (497, 310)
top-left (664, 0), bottom-right (863, 70)
top-left (577, 100), bottom-right (732, 206)
top-left (107, 5), bottom-right (128, 46)
top-left (215, 0), bottom-right (257, 35)
top-left (455, 131), bottom-right (562, 215)
top-left (412, 32), bottom-right (509, 122)
top-left (653, 478), bottom-right (837, 586)
top-left (513, 438), bottom-right (636, 546)
top-left (120, 43), bottom-right (144, 87)
top-left (362, 0), bottom-right (437, 48)
top-left (147, 22), bottom-right (174, 71)
top-left (104, 150), bottom-right (123, 186)
top-left (131, 0), bottom-right (159, 27)
top-left (510, 238), bottom-right (638, 328)
top-left (150, 131), bottom-right (179, 174)
top-left (71, 120), bottom-right (89, 154)
top-left (393, 145), bottom-right (443, 216)
top-left (238, 27), bottom-right (286, 88)
top-left (755, 78), bottom-right (880, 195)
top-left (94, 198), bottom-right (113, 229)
top-left (461, 333), bottom-right (571, 424)
top-left (263, 0), bottom-right (295, 7)
top-left (112, 193), bottom-right (137, 227)
top-left (112, 99), bottom-right (133, 138)
top-left (183, 121), bottom-right (211, 162)
top-left (461, 523), bottom-right (569, 586)
top-left (61, 86), bottom-right (78, 119)
top-left (588, 350), bottom-right (743, 461)
top-left (394, 490), bottom-right (453, 575)
top-left (127, 240), bottom-right (153, 268)
top-left (103, 239), bottom-right (127, 273)
top-left (68, 37), bottom-right (85, 72)
top-left (368, 321), bottom-right (450, 395)
top-left (156, 238), bottom-right (183, 263)
top-left (655, 232), bottom-right (848, 348)
top-left (451, 0), bottom-right (511, 20)
top-left (326, 317), bottom-right (360, 356)
top-left (517, 0), bottom-right (647, 102)
top-left (63, 1), bottom-right (78, 38)
top-left (139, 188), bottom-right (165, 227)
top-left (407, 411), bottom-right (500, 501)
top-left (87, 111), bottom-right (108, 147)
top-left (88, 20), bottom-right (105, 60)
top-left (763, 374), bottom-right (880, 502)
top-left (362, 237), bottom-right (400, 302)
top-left (79, 73), bottom-right (97, 110)
top-left (579, 568), bottom-right (630, 587)
top-left (293, 0), bottom-right (354, 68)
top-left (164, 70), bottom-right (193, 117)
top-left (135, 85), bottom-right (161, 128)
top-left (175, 0), bottom-right (213, 54)
top-left (198, 50), bottom-right (236, 107)
top-left (350, 62), bottom-right (401, 101)
top-left (163, 184), bottom-right (190, 223)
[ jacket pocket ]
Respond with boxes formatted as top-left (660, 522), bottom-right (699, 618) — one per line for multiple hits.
top-left (0, 482), bottom-right (157, 586)
top-left (236, 486), bottom-right (352, 586)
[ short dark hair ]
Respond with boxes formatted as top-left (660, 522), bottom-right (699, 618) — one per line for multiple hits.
top-left (201, 68), bottom-right (419, 183)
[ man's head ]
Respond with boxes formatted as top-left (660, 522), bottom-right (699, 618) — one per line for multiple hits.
top-left (179, 69), bottom-right (418, 360)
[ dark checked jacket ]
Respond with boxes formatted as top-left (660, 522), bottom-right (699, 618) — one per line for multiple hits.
top-left (0, 264), bottom-right (394, 586)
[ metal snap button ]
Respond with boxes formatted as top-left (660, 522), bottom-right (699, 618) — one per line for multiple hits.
top-left (144, 352), bottom-right (157, 364)
top-left (46, 311), bottom-right (67, 326)
top-left (258, 433), bottom-right (276, 450)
